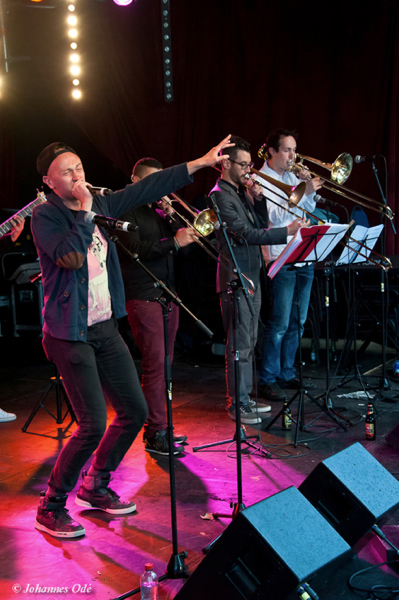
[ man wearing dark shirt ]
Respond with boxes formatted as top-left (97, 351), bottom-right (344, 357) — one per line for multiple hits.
top-left (117, 158), bottom-right (197, 455)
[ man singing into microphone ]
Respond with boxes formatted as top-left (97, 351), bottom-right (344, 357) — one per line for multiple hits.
top-left (31, 138), bottom-right (232, 539)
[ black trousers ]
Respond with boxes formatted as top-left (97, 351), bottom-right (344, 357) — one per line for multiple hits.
top-left (42, 317), bottom-right (148, 495)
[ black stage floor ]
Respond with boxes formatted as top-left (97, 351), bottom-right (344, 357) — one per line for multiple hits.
top-left (1, 334), bottom-right (399, 599)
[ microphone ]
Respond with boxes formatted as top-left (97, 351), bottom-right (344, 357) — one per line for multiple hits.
top-left (314, 194), bottom-right (340, 207)
top-left (354, 155), bottom-right (380, 164)
top-left (87, 185), bottom-right (113, 196)
top-left (84, 211), bottom-right (138, 232)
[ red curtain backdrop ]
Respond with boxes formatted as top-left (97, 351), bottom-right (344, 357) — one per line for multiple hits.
top-left (1, 0), bottom-right (398, 252)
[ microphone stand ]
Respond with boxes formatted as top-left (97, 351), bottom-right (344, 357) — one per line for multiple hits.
top-left (193, 193), bottom-right (267, 554)
top-left (369, 157), bottom-right (395, 398)
top-left (109, 233), bottom-right (213, 600)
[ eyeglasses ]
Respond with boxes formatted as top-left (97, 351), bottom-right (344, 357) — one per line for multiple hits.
top-left (228, 159), bottom-right (254, 170)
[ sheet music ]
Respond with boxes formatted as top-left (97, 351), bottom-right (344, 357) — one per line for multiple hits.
top-left (335, 224), bottom-right (384, 266)
top-left (268, 223), bottom-right (349, 279)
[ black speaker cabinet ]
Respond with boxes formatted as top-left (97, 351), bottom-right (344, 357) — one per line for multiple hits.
top-left (174, 486), bottom-right (351, 600)
top-left (299, 442), bottom-right (399, 547)
top-left (386, 423), bottom-right (399, 451)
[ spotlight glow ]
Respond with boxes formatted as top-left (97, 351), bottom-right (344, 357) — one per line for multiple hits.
top-left (70, 53), bottom-right (79, 63)
top-left (72, 89), bottom-right (82, 99)
top-left (68, 29), bottom-right (77, 38)
top-left (70, 65), bottom-right (80, 75)
top-left (70, 42), bottom-right (77, 49)
top-left (113, 0), bottom-right (133, 5)
top-left (67, 16), bottom-right (77, 26)
top-left (72, 79), bottom-right (80, 86)
top-left (68, 4), bottom-right (75, 11)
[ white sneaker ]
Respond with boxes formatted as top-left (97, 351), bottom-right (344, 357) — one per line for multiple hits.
top-left (0, 408), bottom-right (16, 423)
top-left (248, 400), bottom-right (271, 413)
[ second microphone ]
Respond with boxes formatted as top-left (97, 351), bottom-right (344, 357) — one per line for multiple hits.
top-left (84, 211), bottom-right (138, 232)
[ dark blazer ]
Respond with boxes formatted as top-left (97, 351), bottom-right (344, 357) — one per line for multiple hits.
top-left (209, 178), bottom-right (288, 294)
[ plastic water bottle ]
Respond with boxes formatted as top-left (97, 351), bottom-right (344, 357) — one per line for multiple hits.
top-left (141, 563), bottom-right (158, 600)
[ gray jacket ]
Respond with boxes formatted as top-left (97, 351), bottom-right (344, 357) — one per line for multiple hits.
top-left (209, 178), bottom-right (288, 293)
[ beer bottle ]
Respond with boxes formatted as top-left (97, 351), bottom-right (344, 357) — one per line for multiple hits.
top-left (282, 400), bottom-right (292, 430)
top-left (365, 401), bottom-right (376, 440)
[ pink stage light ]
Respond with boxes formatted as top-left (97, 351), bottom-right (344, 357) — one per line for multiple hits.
top-left (113, 0), bottom-right (133, 5)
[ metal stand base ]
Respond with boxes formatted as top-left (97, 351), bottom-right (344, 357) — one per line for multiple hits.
top-left (22, 367), bottom-right (76, 432)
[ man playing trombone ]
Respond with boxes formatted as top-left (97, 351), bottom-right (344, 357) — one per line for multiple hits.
top-left (117, 158), bottom-right (196, 456)
top-left (256, 128), bottom-right (323, 402)
top-left (210, 136), bottom-right (304, 425)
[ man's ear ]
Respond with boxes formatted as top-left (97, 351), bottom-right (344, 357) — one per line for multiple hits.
top-left (269, 147), bottom-right (276, 157)
top-left (221, 158), bottom-right (230, 171)
top-left (43, 175), bottom-right (54, 189)
top-left (132, 175), bottom-right (140, 184)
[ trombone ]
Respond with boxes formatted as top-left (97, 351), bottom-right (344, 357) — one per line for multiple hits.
top-left (258, 144), bottom-right (394, 220)
top-left (248, 171), bottom-right (392, 271)
top-left (292, 153), bottom-right (393, 221)
top-left (161, 193), bottom-right (255, 293)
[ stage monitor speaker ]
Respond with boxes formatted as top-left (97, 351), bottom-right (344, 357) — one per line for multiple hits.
top-left (299, 442), bottom-right (399, 547)
top-left (385, 423), bottom-right (399, 451)
top-left (174, 486), bottom-right (351, 600)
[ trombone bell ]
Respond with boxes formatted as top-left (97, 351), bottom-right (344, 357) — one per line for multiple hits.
top-left (193, 209), bottom-right (218, 236)
top-left (295, 152), bottom-right (353, 185)
top-left (330, 153), bottom-right (353, 185)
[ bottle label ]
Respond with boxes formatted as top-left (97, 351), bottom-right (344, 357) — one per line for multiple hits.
top-left (282, 412), bottom-right (292, 429)
top-left (365, 423), bottom-right (375, 439)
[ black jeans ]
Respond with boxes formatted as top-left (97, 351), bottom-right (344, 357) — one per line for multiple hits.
top-left (42, 317), bottom-right (147, 495)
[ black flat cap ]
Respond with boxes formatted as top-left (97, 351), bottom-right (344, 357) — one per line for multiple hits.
top-left (36, 142), bottom-right (77, 176)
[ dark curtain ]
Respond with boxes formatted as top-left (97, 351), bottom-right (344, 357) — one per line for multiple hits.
top-left (1, 0), bottom-right (399, 252)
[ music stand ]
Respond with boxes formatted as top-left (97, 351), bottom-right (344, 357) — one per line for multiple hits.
top-left (333, 224), bottom-right (386, 392)
top-left (264, 222), bottom-right (350, 446)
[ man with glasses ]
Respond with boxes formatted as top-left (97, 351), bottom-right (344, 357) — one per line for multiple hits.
top-left (256, 128), bottom-right (323, 402)
top-left (210, 136), bottom-right (303, 425)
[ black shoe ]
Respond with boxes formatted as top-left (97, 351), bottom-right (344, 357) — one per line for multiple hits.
top-left (228, 404), bottom-right (262, 425)
top-left (145, 430), bottom-right (184, 456)
top-left (76, 472), bottom-right (137, 514)
top-left (143, 430), bottom-right (187, 444)
top-left (278, 377), bottom-right (316, 390)
top-left (258, 382), bottom-right (286, 401)
top-left (35, 491), bottom-right (85, 539)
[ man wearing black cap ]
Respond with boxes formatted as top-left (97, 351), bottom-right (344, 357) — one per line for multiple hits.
top-left (31, 137), bottom-right (232, 539)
